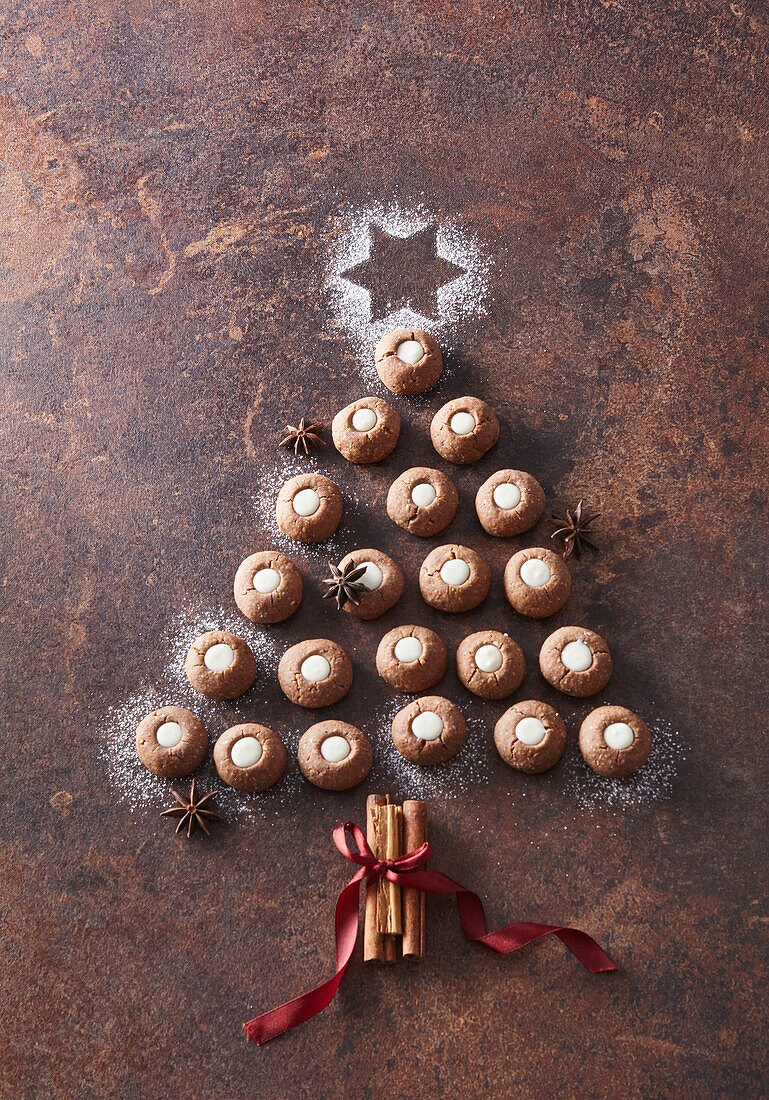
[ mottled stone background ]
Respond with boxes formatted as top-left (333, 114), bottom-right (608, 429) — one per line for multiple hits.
top-left (1, 2), bottom-right (767, 1097)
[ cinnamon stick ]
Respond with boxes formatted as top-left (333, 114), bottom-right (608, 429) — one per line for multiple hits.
top-left (402, 800), bottom-right (427, 959)
top-left (381, 801), bottom-right (403, 939)
top-left (363, 795), bottom-right (395, 963)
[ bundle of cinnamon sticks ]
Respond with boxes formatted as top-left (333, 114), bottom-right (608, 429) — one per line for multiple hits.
top-left (363, 794), bottom-right (427, 963)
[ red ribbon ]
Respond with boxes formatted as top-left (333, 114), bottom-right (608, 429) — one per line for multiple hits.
top-left (243, 822), bottom-right (617, 1044)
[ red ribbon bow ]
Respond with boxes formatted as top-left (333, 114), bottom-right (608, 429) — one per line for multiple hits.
top-left (243, 822), bottom-right (617, 1044)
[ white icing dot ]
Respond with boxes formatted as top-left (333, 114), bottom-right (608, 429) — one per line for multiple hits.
top-left (394, 636), bottom-right (423, 663)
top-left (449, 411), bottom-right (476, 435)
top-left (492, 482), bottom-right (521, 510)
top-left (603, 721), bottom-right (635, 751)
top-left (411, 711), bottom-right (444, 741)
top-left (396, 339), bottom-right (424, 364)
top-left (253, 567), bottom-right (280, 594)
top-left (292, 488), bottom-right (320, 516)
top-left (475, 644), bottom-right (503, 672)
top-left (156, 721), bottom-right (183, 748)
top-left (357, 561), bottom-right (383, 591)
top-left (560, 640), bottom-right (593, 672)
top-left (440, 558), bottom-right (470, 586)
top-left (231, 736), bottom-right (262, 768)
top-left (352, 407), bottom-right (377, 432)
top-left (520, 558), bottom-right (552, 588)
top-left (300, 654), bottom-right (331, 682)
top-left (411, 482), bottom-right (436, 507)
top-left (320, 735), bottom-right (351, 763)
top-left (515, 717), bottom-right (547, 746)
top-left (204, 643), bottom-right (235, 672)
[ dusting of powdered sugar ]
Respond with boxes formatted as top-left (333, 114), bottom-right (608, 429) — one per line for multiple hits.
top-left (562, 715), bottom-right (685, 813)
top-left (325, 200), bottom-right (493, 369)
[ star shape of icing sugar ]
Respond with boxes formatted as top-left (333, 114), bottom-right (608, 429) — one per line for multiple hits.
top-left (340, 225), bottom-right (466, 322)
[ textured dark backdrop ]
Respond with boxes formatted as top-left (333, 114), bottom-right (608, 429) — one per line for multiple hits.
top-left (1, 2), bottom-right (768, 1098)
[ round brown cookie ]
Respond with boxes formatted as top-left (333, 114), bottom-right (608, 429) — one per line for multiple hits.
top-left (278, 638), bottom-right (353, 707)
top-left (504, 547), bottom-right (571, 618)
top-left (184, 630), bottom-right (257, 700)
top-left (376, 625), bottom-right (448, 692)
top-left (136, 706), bottom-right (208, 778)
top-left (579, 705), bottom-right (652, 779)
top-left (332, 396), bottom-right (401, 463)
top-left (233, 550), bottom-right (302, 624)
top-left (539, 626), bottom-right (612, 697)
top-left (386, 466), bottom-right (458, 537)
top-left (430, 396), bottom-right (499, 464)
top-left (213, 723), bottom-right (287, 792)
top-left (276, 473), bottom-right (343, 543)
top-left (475, 469), bottom-right (546, 537)
top-left (419, 544), bottom-right (491, 612)
top-left (374, 329), bottom-right (443, 395)
top-left (335, 548), bottom-right (404, 620)
top-left (298, 720), bottom-right (373, 790)
top-left (456, 630), bottom-right (526, 700)
top-left (391, 696), bottom-right (466, 765)
top-left (493, 700), bottom-right (567, 774)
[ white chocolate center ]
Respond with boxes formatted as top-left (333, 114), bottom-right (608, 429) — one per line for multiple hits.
top-left (440, 558), bottom-right (470, 586)
top-left (352, 407), bottom-right (377, 432)
top-left (411, 711), bottom-right (444, 741)
top-left (320, 735), bottom-right (351, 763)
top-left (394, 636), bottom-right (423, 663)
top-left (204, 643), bottom-right (235, 672)
top-left (560, 640), bottom-right (593, 672)
top-left (253, 567), bottom-right (281, 594)
top-left (411, 482), bottom-right (436, 507)
top-left (301, 654), bottom-right (331, 682)
top-left (603, 721), bottom-right (634, 751)
top-left (231, 736), bottom-right (262, 768)
top-left (520, 558), bottom-right (552, 588)
top-left (156, 721), bottom-right (183, 748)
top-left (292, 487), bottom-right (321, 517)
top-left (515, 717), bottom-right (547, 746)
top-left (357, 561), bottom-right (383, 591)
top-left (493, 482), bottom-right (521, 510)
top-left (450, 411), bottom-right (476, 436)
top-left (396, 339), bottom-right (424, 364)
top-left (475, 644), bottom-right (503, 673)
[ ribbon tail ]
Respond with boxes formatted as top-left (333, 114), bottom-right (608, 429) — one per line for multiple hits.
top-left (243, 871), bottom-right (365, 1044)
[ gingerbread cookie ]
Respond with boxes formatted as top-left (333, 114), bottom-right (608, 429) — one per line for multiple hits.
top-left (136, 706), bottom-right (208, 778)
top-left (298, 720), bottom-right (373, 790)
top-left (334, 548), bottom-right (404, 619)
top-left (332, 396), bottom-right (401, 463)
top-left (386, 466), bottom-right (458, 537)
top-left (184, 630), bottom-right (257, 699)
top-left (391, 696), bottom-right (466, 765)
top-left (376, 625), bottom-right (448, 692)
top-left (430, 397), bottom-right (499, 464)
top-left (276, 473), bottom-right (342, 543)
top-left (278, 638), bottom-right (353, 707)
top-left (475, 470), bottom-right (546, 537)
top-left (539, 626), bottom-right (612, 697)
top-left (419, 544), bottom-right (491, 612)
top-left (213, 723), bottom-right (287, 792)
top-left (374, 329), bottom-right (443, 394)
top-left (456, 630), bottom-right (525, 700)
top-left (234, 550), bottom-right (302, 624)
top-left (579, 705), bottom-right (651, 778)
top-left (504, 547), bottom-right (571, 618)
top-left (494, 700), bottom-right (567, 774)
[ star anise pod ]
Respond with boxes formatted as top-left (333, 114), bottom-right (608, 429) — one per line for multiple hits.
top-left (280, 416), bottom-right (325, 456)
top-left (160, 778), bottom-right (221, 838)
top-left (322, 559), bottom-right (368, 610)
top-left (550, 500), bottom-right (601, 560)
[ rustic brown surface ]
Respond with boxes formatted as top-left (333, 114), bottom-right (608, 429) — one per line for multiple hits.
top-left (1, 2), bottom-right (768, 1097)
